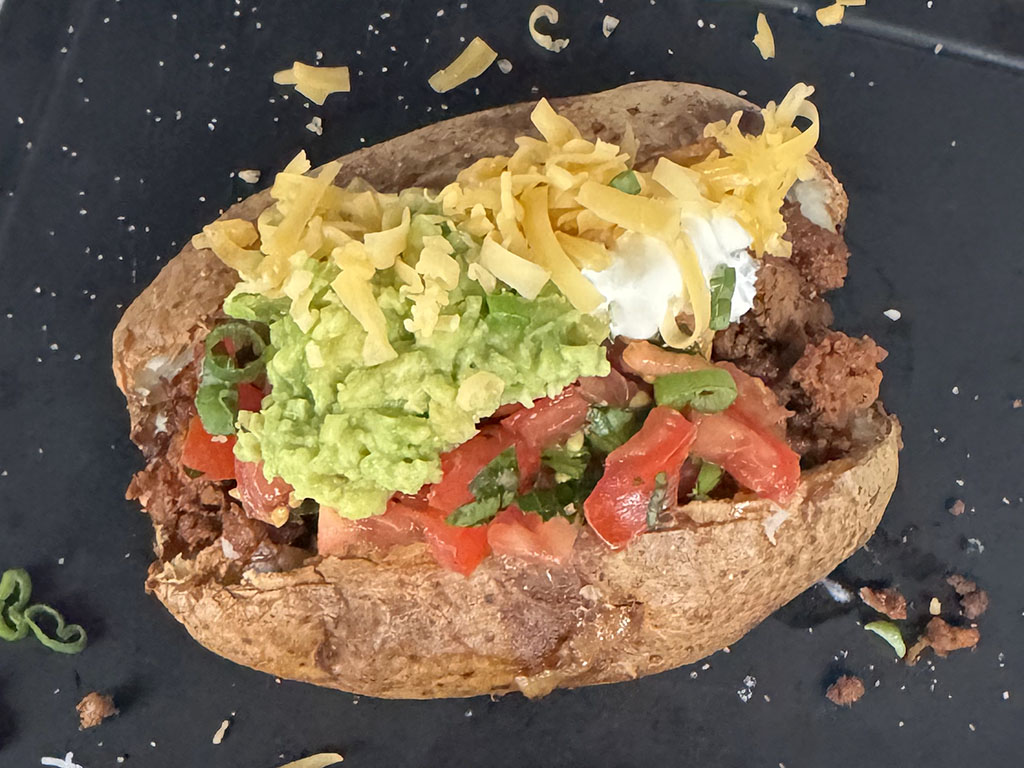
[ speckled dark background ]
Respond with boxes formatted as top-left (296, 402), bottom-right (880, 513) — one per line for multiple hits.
top-left (1, 1), bottom-right (1022, 766)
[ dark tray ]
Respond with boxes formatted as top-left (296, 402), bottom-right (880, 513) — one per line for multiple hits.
top-left (2, 1), bottom-right (1022, 766)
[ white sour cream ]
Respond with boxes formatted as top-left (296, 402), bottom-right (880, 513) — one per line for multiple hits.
top-left (583, 215), bottom-right (759, 340)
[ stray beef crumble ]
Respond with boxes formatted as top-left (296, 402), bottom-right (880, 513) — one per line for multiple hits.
top-left (826, 675), bottom-right (865, 706)
top-left (859, 586), bottom-right (908, 620)
top-left (77, 692), bottom-right (117, 730)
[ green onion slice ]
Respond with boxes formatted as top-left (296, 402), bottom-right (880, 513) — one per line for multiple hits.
top-left (654, 368), bottom-right (738, 413)
top-left (864, 620), bottom-right (906, 659)
top-left (709, 265), bottom-right (736, 331)
top-left (195, 379), bottom-right (239, 436)
top-left (203, 322), bottom-right (267, 384)
top-left (609, 170), bottom-right (641, 195)
top-left (22, 604), bottom-right (87, 654)
top-left (647, 471), bottom-right (669, 530)
top-left (692, 461), bottom-right (724, 499)
top-left (0, 568), bottom-right (31, 641)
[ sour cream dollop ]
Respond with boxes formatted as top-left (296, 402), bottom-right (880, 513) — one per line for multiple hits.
top-left (582, 215), bottom-right (759, 340)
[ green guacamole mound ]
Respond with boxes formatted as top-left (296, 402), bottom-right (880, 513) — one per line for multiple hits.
top-left (228, 216), bottom-right (610, 519)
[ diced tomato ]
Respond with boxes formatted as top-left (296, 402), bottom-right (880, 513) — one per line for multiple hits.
top-left (584, 406), bottom-right (697, 548)
top-left (427, 426), bottom-right (515, 513)
top-left (690, 410), bottom-right (800, 504)
top-left (575, 368), bottom-right (638, 408)
top-left (415, 509), bottom-right (491, 576)
top-left (234, 458), bottom-right (293, 525)
top-left (487, 506), bottom-right (578, 567)
top-left (180, 414), bottom-right (237, 480)
top-left (502, 387), bottom-right (589, 450)
top-left (237, 382), bottom-right (266, 413)
top-left (317, 501), bottom-right (422, 556)
top-left (716, 361), bottom-right (791, 440)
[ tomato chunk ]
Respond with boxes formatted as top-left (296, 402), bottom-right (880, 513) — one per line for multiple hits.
top-left (690, 410), bottom-right (800, 504)
top-left (502, 387), bottom-right (588, 450)
top-left (234, 458), bottom-right (293, 525)
top-left (181, 414), bottom-right (237, 480)
top-left (416, 511), bottom-right (491, 576)
top-left (317, 501), bottom-right (422, 556)
top-left (427, 426), bottom-right (514, 513)
top-left (584, 406), bottom-right (697, 548)
top-left (237, 382), bottom-right (266, 413)
top-left (487, 506), bottom-right (578, 567)
top-left (716, 361), bottom-right (791, 440)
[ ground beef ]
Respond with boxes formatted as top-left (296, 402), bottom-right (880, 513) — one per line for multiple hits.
top-left (783, 201), bottom-right (849, 294)
top-left (76, 692), bottom-right (117, 730)
top-left (790, 332), bottom-right (887, 429)
top-left (859, 586), bottom-right (908, 620)
top-left (924, 618), bottom-right (981, 656)
top-left (713, 206), bottom-right (885, 466)
top-left (947, 574), bottom-right (990, 620)
top-left (825, 675), bottom-right (865, 706)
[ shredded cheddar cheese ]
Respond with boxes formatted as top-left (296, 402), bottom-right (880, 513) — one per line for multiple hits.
top-left (203, 84), bottom-right (821, 359)
top-left (753, 13), bottom-right (776, 60)
top-left (529, 5), bottom-right (570, 53)
top-left (274, 62), bottom-right (351, 105)
top-left (428, 37), bottom-right (498, 93)
top-left (816, 0), bottom-right (866, 27)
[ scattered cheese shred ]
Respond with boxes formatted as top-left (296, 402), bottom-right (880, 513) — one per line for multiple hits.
top-left (753, 13), bottom-right (776, 60)
top-left (816, 0), bottom-right (866, 27)
top-left (478, 236), bottom-right (550, 299)
top-left (428, 37), bottom-right (498, 93)
top-left (602, 15), bottom-right (620, 38)
top-left (274, 62), bottom-right (351, 105)
top-left (529, 5), bottom-right (569, 53)
top-left (276, 754), bottom-right (344, 768)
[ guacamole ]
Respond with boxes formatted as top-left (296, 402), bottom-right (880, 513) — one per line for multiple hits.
top-left (229, 213), bottom-right (610, 519)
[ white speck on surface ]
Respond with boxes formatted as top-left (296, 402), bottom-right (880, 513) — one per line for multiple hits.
top-left (237, 169), bottom-right (261, 184)
top-left (697, 18), bottom-right (704, 27)
top-left (951, 140), bottom-right (957, 147)
top-left (934, 43), bottom-right (943, 54)
top-left (956, 479), bottom-right (964, 486)
top-left (497, 58), bottom-right (513, 74)
top-left (737, 675), bottom-right (757, 702)
top-left (41, 753), bottom-right (83, 768)
top-left (306, 116), bottom-right (323, 135)
top-left (819, 578), bottom-right (853, 603)
top-left (883, 308), bottom-right (901, 321)
top-left (952, 386), bottom-right (959, 394)
top-left (965, 537), bottom-right (984, 554)
top-left (1003, 691), bottom-right (1010, 700)
top-left (464, 708), bottom-right (473, 717)
top-left (602, 15), bottom-right (619, 37)
top-left (969, 723), bottom-right (976, 731)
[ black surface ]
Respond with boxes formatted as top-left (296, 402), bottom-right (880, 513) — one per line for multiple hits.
top-left (2, 1), bottom-right (1022, 766)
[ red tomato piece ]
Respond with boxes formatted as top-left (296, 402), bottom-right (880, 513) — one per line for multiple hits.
top-left (487, 506), bottom-right (578, 567)
top-left (234, 458), bottom-right (294, 525)
top-left (716, 361), bottom-right (791, 440)
top-left (502, 387), bottom-right (589, 450)
top-left (690, 410), bottom-right (800, 504)
top-left (317, 502), bottom-right (422, 556)
top-left (583, 406), bottom-right (697, 548)
top-left (416, 512), bottom-right (491, 576)
top-left (427, 426), bottom-right (515, 513)
top-left (237, 382), bottom-right (266, 413)
top-left (180, 414), bottom-right (237, 481)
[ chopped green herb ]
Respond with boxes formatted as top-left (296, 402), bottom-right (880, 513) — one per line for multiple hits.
top-left (0, 568), bottom-right (87, 654)
top-left (709, 265), bottom-right (737, 331)
top-left (447, 448), bottom-right (520, 526)
top-left (692, 461), bottom-right (724, 499)
top-left (647, 471), bottom-right (669, 530)
top-left (446, 496), bottom-right (502, 527)
top-left (542, 443), bottom-right (590, 480)
top-left (653, 368), bottom-right (738, 413)
top-left (864, 620), bottom-right (906, 659)
top-left (609, 170), bottom-right (641, 195)
top-left (195, 379), bottom-right (239, 436)
top-left (586, 406), bottom-right (641, 454)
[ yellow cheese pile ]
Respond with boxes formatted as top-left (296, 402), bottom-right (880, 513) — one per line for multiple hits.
top-left (196, 84), bottom-right (820, 360)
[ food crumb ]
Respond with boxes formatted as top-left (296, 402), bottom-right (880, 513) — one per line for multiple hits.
top-left (907, 618), bottom-right (981, 665)
top-left (948, 499), bottom-right (966, 516)
top-left (859, 586), bottom-right (907, 620)
top-left (237, 169), bottom-right (261, 184)
top-left (1003, 691), bottom-right (1010, 700)
top-left (883, 308), bottom-right (901, 321)
top-left (929, 597), bottom-right (942, 615)
top-left (947, 574), bottom-right (990, 620)
top-left (497, 58), bottom-right (512, 74)
top-left (1013, 399), bottom-right (1022, 409)
top-left (306, 116), bottom-right (323, 135)
top-left (76, 692), bottom-right (118, 730)
top-left (212, 719), bottom-right (231, 745)
top-left (826, 675), bottom-right (865, 706)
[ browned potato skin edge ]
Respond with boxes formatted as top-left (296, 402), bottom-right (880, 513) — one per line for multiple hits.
top-left (112, 81), bottom-right (898, 699)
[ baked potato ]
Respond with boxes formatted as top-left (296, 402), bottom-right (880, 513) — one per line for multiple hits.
top-left (113, 81), bottom-right (899, 699)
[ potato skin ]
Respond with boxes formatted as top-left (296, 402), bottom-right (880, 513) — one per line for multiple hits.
top-left (113, 81), bottom-right (898, 698)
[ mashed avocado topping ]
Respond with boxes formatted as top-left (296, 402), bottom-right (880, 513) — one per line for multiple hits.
top-left (227, 206), bottom-right (609, 518)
